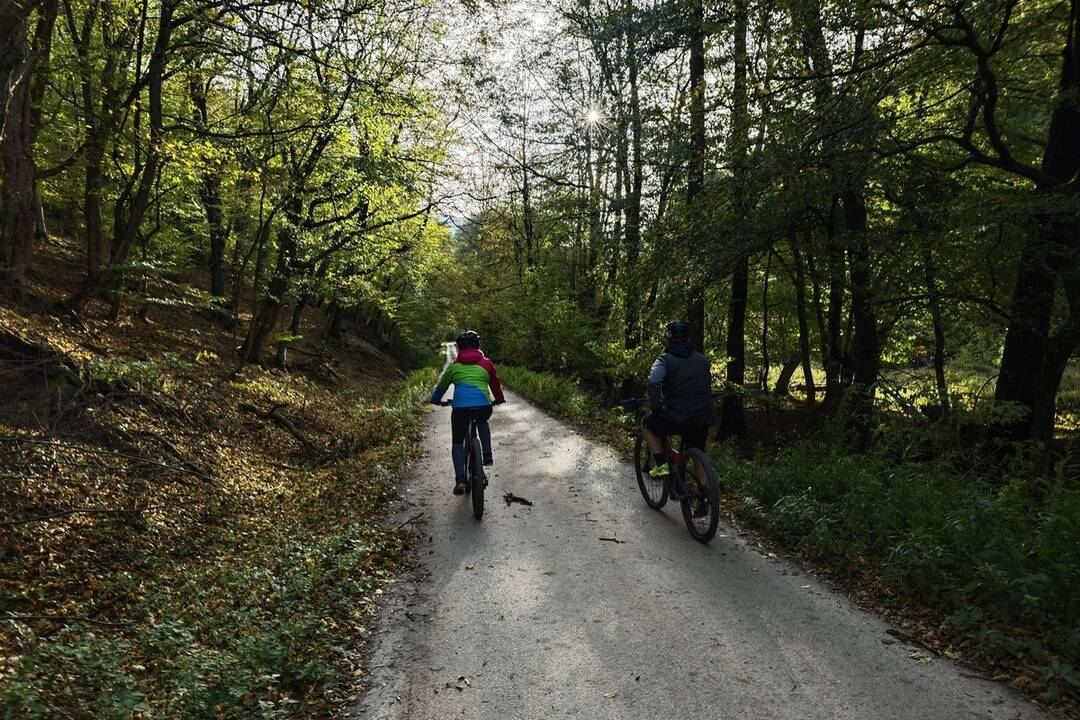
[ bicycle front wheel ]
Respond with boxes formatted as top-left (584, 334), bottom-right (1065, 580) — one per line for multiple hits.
top-left (679, 448), bottom-right (719, 542)
top-left (470, 437), bottom-right (485, 519)
top-left (634, 434), bottom-right (668, 510)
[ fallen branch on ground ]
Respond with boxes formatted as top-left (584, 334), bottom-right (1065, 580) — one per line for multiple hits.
top-left (3, 613), bottom-right (133, 627)
top-left (238, 402), bottom-right (326, 455)
top-left (396, 512), bottom-right (425, 528)
top-left (1, 507), bottom-right (139, 527)
top-left (0, 436), bottom-right (210, 481)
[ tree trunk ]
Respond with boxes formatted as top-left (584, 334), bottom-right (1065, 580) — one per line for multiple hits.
top-left (720, 257), bottom-right (749, 437)
top-left (685, 0), bottom-right (706, 352)
top-left (922, 240), bottom-right (949, 415)
top-left (325, 300), bottom-right (343, 340)
top-left (822, 218), bottom-right (845, 414)
top-left (242, 226), bottom-right (295, 364)
top-left (190, 76), bottom-right (229, 298)
top-left (773, 358), bottom-right (801, 396)
top-left (99, 0), bottom-right (175, 317)
top-left (623, 0), bottom-right (642, 353)
top-left (0, 7), bottom-right (42, 297)
top-left (791, 233), bottom-right (817, 411)
top-left (719, 0), bottom-right (750, 437)
top-left (844, 190), bottom-right (879, 445)
top-left (275, 257), bottom-right (329, 369)
top-left (63, 0), bottom-right (118, 287)
top-left (759, 251), bottom-right (771, 391)
top-left (994, 0), bottom-right (1080, 441)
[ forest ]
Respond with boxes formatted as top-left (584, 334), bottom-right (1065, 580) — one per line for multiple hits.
top-left (1, 0), bottom-right (1078, 715)
top-left (447, 0), bottom-right (1080, 447)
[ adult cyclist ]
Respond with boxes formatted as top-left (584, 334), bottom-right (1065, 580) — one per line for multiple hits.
top-left (430, 330), bottom-right (505, 495)
top-left (643, 320), bottom-right (713, 489)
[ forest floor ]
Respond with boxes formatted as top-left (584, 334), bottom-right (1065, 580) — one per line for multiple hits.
top-left (0, 234), bottom-right (434, 718)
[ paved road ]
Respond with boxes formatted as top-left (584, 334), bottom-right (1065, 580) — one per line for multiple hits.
top-left (355, 354), bottom-right (1047, 720)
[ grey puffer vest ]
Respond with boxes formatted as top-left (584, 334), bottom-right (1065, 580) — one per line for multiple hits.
top-left (651, 349), bottom-right (713, 426)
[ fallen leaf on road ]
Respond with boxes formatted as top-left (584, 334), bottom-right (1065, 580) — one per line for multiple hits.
top-left (603, 690), bottom-right (620, 699)
top-left (909, 651), bottom-right (933, 665)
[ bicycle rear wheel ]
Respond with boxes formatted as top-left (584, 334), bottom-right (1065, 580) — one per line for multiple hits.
top-left (679, 448), bottom-right (719, 542)
top-left (470, 436), bottom-right (484, 519)
top-left (634, 434), bottom-right (668, 510)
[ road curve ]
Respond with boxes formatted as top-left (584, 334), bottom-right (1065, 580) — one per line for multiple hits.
top-left (354, 364), bottom-right (1047, 719)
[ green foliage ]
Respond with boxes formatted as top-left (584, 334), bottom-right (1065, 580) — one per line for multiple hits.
top-left (1, 632), bottom-right (147, 719)
top-left (88, 353), bottom-right (194, 389)
top-left (717, 440), bottom-right (1080, 700)
top-left (498, 365), bottom-right (605, 421)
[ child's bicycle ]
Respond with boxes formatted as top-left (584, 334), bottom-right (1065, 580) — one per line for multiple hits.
top-left (438, 401), bottom-right (485, 519)
top-left (621, 399), bottom-right (720, 543)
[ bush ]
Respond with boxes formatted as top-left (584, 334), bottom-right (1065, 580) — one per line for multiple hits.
top-left (498, 365), bottom-right (605, 421)
top-left (719, 439), bottom-right (1080, 700)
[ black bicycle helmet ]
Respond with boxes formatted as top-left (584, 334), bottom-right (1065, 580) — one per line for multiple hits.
top-left (664, 320), bottom-right (690, 342)
top-left (456, 330), bottom-right (481, 349)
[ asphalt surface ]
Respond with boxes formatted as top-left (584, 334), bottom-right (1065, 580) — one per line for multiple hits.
top-left (354, 349), bottom-right (1048, 720)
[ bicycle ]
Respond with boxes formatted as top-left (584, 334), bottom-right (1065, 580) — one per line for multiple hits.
top-left (620, 398), bottom-right (720, 543)
top-left (438, 401), bottom-right (485, 519)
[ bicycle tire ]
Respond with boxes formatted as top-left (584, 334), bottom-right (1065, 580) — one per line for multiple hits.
top-left (470, 436), bottom-right (484, 519)
top-left (679, 448), bottom-right (719, 542)
top-left (634, 434), bottom-right (668, 510)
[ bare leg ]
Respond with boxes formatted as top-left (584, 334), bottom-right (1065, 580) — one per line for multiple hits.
top-left (688, 454), bottom-right (708, 492)
top-left (643, 426), bottom-right (665, 457)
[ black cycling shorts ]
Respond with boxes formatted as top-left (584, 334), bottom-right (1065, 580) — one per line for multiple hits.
top-left (644, 412), bottom-right (709, 451)
top-left (451, 405), bottom-right (492, 445)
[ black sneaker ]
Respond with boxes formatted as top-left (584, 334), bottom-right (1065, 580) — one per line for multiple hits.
top-left (483, 455), bottom-right (493, 466)
top-left (453, 482), bottom-right (466, 495)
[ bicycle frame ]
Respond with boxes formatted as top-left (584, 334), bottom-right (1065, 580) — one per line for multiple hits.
top-left (624, 397), bottom-right (721, 543)
top-left (649, 419), bottom-right (693, 501)
top-left (438, 400), bottom-right (483, 486)
top-left (439, 400), bottom-right (486, 518)
top-left (464, 419), bottom-right (480, 477)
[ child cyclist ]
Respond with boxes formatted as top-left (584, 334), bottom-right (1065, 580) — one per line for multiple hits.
top-left (430, 330), bottom-right (505, 495)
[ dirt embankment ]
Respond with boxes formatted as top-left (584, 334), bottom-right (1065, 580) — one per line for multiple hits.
top-left (1, 235), bottom-right (425, 717)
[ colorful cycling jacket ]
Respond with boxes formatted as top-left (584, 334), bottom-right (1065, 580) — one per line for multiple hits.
top-left (430, 347), bottom-right (506, 408)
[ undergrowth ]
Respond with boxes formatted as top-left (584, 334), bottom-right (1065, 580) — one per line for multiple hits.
top-left (502, 364), bottom-right (1080, 706)
top-left (498, 366), bottom-right (602, 419)
top-left (1, 365), bottom-right (438, 719)
top-left (713, 440), bottom-right (1080, 703)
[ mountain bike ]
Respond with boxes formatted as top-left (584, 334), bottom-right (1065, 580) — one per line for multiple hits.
top-left (620, 399), bottom-right (720, 543)
top-left (439, 401), bottom-right (485, 519)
